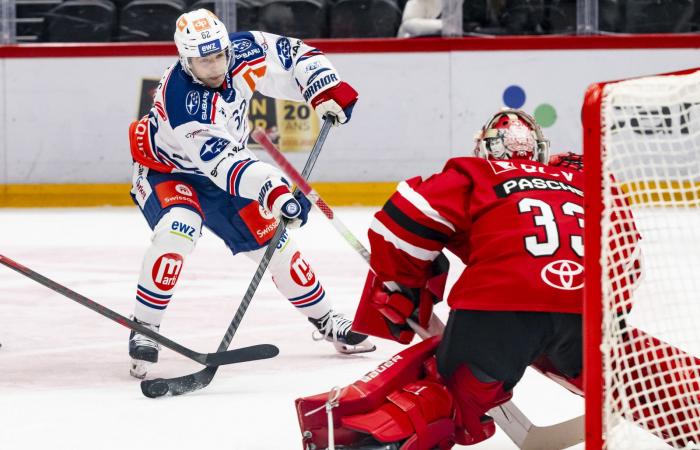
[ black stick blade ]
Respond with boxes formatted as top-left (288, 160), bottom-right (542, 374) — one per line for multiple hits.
top-left (205, 343), bottom-right (279, 366)
top-left (140, 344), bottom-right (279, 399)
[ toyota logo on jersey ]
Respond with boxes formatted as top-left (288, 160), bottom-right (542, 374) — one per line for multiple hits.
top-left (540, 259), bottom-right (584, 290)
top-left (152, 253), bottom-right (184, 291)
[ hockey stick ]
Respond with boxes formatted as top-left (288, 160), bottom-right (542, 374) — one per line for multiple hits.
top-left (253, 134), bottom-right (584, 450)
top-left (252, 129), bottom-right (447, 336)
top-left (140, 117), bottom-right (334, 398)
top-left (0, 254), bottom-right (279, 367)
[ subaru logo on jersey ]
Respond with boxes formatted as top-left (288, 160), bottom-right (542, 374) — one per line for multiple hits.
top-left (199, 136), bottom-right (231, 161)
top-left (276, 38), bottom-right (293, 70)
top-left (232, 39), bottom-right (252, 52)
top-left (198, 39), bottom-right (222, 56)
top-left (541, 260), bottom-right (584, 290)
top-left (185, 91), bottom-right (201, 115)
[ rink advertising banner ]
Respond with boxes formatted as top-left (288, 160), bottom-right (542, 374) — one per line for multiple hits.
top-left (2, 37), bottom-right (700, 206)
top-left (138, 83), bottom-right (320, 153)
top-left (246, 92), bottom-right (320, 153)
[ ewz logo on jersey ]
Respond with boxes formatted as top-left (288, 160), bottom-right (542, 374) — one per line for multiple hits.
top-left (198, 39), bottom-right (222, 56)
top-left (186, 91), bottom-right (201, 115)
top-left (199, 136), bottom-right (231, 161)
top-left (151, 253), bottom-right (183, 291)
top-left (276, 37), bottom-right (292, 70)
top-left (303, 73), bottom-right (338, 101)
top-left (171, 220), bottom-right (196, 239)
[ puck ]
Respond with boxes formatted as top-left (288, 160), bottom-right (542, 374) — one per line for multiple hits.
top-left (141, 379), bottom-right (169, 398)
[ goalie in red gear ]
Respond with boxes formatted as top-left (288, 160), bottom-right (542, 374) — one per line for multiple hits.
top-left (297, 109), bottom-right (597, 449)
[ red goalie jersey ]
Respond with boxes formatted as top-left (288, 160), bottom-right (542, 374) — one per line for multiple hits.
top-left (368, 156), bottom-right (585, 314)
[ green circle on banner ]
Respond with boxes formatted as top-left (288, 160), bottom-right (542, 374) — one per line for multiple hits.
top-left (534, 104), bottom-right (557, 127)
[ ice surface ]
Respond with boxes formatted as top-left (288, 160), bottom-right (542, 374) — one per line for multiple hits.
top-left (0, 207), bottom-right (586, 450)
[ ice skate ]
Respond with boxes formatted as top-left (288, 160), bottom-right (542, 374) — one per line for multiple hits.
top-left (128, 317), bottom-right (160, 379)
top-left (309, 310), bottom-right (376, 354)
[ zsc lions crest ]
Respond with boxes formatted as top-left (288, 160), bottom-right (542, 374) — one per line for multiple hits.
top-left (276, 37), bottom-right (292, 70)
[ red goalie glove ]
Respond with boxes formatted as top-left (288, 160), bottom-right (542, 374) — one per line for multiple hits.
top-left (353, 253), bottom-right (450, 344)
top-left (548, 151), bottom-right (583, 172)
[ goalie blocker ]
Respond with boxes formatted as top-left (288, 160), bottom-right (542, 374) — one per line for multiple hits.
top-left (352, 253), bottom-right (449, 344)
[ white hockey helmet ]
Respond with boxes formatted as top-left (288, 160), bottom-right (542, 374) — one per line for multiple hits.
top-left (474, 109), bottom-right (549, 163)
top-left (174, 9), bottom-right (231, 79)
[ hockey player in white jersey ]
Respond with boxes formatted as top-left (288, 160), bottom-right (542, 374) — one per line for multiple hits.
top-left (127, 9), bottom-right (375, 379)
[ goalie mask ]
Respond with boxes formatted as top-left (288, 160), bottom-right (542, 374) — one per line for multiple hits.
top-left (174, 9), bottom-right (231, 85)
top-left (474, 109), bottom-right (549, 163)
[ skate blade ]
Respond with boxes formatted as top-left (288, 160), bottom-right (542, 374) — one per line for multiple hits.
top-left (130, 360), bottom-right (152, 379)
top-left (334, 342), bottom-right (377, 355)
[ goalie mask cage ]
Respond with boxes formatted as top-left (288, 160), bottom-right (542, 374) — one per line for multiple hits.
top-left (583, 67), bottom-right (700, 450)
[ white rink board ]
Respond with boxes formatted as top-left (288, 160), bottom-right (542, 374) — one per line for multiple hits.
top-left (2, 49), bottom-right (700, 183)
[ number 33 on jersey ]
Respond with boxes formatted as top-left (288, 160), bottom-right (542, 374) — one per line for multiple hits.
top-left (368, 157), bottom-right (585, 315)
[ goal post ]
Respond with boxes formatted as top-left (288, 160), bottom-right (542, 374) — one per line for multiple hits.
top-left (583, 67), bottom-right (700, 450)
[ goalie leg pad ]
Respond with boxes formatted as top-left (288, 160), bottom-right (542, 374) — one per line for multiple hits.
top-left (296, 337), bottom-right (442, 449)
top-left (447, 364), bottom-right (512, 446)
top-left (341, 379), bottom-right (456, 450)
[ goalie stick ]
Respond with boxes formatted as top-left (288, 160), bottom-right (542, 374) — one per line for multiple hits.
top-left (0, 253), bottom-right (279, 367)
top-left (252, 131), bottom-right (585, 450)
top-left (139, 117), bottom-right (334, 399)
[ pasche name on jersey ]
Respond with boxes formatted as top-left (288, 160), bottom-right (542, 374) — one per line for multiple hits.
top-left (494, 176), bottom-right (583, 198)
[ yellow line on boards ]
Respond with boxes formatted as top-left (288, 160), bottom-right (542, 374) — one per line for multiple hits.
top-left (3, 181), bottom-right (699, 208)
top-left (0, 183), bottom-right (398, 208)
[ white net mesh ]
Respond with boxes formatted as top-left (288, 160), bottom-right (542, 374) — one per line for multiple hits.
top-left (600, 70), bottom-right (700, 449)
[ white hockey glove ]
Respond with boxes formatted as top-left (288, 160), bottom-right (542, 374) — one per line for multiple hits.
top-left (260, 179), bottom-right (312, 229)
top-left (310, 81), bottom-right (358, 126)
